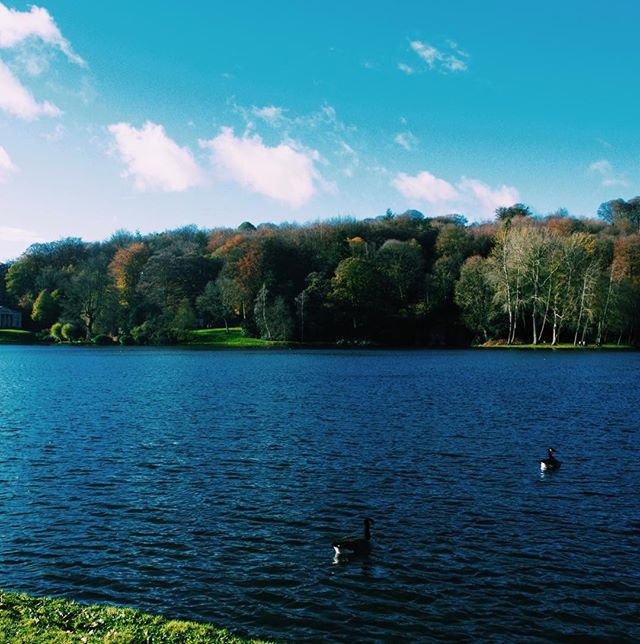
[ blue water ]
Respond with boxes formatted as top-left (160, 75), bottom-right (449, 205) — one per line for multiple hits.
top-left (0, 346), bottom-right (638, 642)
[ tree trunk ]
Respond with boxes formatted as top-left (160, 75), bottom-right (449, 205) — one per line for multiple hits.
top-left (259, 286), bottom-right (271, 340)
top-left (538, 281), bottom-right (553, 343)
top-left (596, 262), bottom-right (615, 346)
top-left (574, 278), bottom-right (587, 346)
top-left (510, 305), bottom-right (519, 344)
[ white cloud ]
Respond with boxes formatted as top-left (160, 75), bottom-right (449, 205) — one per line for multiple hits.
top-left (338, 140), bottom-right (359, 178)
top-left (394, 131), bottom-right (419, 151)
top-left (393, 170), bottom-right (458, 203)
top-left (108, 121), bottom-right (205, 192)
top-left (0, 59), bottom-right (60, 119)
top-left (200, 127), bottom-right (326, 207)
top-left (410, 40), bottom-right (468, 73)
top-left (340, 141), bottom-right (357, 157)
top-left (589, 159), bottom-right (611, 175)
top-left (393, 169), bottom-right (519, 218)
top-left (252, 105), bottom-right (284, 125)
top-left (15, 48), bottom-right (49, 76)
top-left (410, 42), bottom-right (439, 67)
top-left (398, 62), bottom-right (414, 75)
top-left (457, 177), bottom-right (520, 215)
top-left (233, 99), bottom-right (356, 141)
top-left (0, 2), bottom-right (84, 65)
top-left (0, 3), bottom-right (83, 121)
top-left (294, 103), bottom-right (354, 133)
top-left (588, 159), bottom-right (628, 187)
top-left (0, 144), bottom-right (17, 180)
top-left (42, 123), bottom-right (65, 142)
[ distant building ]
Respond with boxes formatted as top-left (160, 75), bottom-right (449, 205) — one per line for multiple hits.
top-left (0, 306), bottom-right (21, 329)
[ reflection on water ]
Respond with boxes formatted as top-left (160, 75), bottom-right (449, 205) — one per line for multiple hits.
top-left (0, 346), bottom-right (639, 642)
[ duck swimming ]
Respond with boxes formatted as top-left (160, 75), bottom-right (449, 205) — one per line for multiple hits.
top-left (332, 518), bottom-right (374, 558)
top-left (540, 447), bottom-right (561, 472)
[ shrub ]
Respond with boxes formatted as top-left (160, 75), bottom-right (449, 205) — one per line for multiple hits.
top-left (61, 322), bottom-right (83, 342)
top-left (131, 321), bottom-right (153, 345)
top-left (31, 289), bottom-right (59, 328)
top-left (35, 330), bottom-right (55, 343)
top-left (50, 322), bottom-right (64, 342)
top-left (92, 334), bottom-right (114, 345)
top-left (241, 318), bottom-right (258, 338)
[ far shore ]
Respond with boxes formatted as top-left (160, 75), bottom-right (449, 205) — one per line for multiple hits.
top-left (0, 327), bottom-right (636, 351)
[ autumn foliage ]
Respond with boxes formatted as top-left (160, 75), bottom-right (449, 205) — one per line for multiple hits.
top-left (1, 200), bottom-right (639, 346)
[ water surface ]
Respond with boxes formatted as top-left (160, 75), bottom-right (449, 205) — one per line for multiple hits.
top-left (0, 347), bottom-right (638, 641)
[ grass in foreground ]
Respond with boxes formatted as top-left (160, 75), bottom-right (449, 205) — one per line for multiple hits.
top-left (186, 327), bottom-right (284, 347)
top-left (0, 590), bottom-right (270, 643)
top-left (0, 329), bottom-right (37, 344)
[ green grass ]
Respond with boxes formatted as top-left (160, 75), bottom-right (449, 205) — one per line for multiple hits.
top-left (0, 329), bottom-right (37, 344)
top-left (186, 327), bottom-right (285, 347)
top-left (0, 590), bottom-right (271, 643)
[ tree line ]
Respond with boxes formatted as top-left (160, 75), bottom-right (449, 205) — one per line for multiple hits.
top-left (1, 198), bottom-right (639, 346)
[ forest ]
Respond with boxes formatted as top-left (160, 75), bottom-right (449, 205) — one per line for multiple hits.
top-left (1, 197), bottom-right (639, 347)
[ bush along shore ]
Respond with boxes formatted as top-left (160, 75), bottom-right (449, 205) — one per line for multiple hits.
top-left (0, 327), bottom-right (280, 348)
top-left (0, 590), bottom-right (271, 643)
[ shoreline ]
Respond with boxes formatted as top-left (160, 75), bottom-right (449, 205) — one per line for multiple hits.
top-left (0, 328), bottom-right (636, 351)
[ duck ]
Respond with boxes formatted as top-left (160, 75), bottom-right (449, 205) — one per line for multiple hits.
top-left (540, 447), bottom-right (561, 472)
top-left (332, 518), bottom-right (374, 557)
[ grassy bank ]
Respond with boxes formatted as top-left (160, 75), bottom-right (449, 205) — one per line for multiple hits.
top-left (0, 590), bottom-right (269, 643)
top-left (479, 341), bottom-right (634, 350)
top-left (0, 329), bottom-right (38, 344)
top-left (186, 327), bottom-right (285, 347)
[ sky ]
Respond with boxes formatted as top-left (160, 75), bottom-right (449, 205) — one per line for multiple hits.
top-left (1, 1), bottom-right (640, 260)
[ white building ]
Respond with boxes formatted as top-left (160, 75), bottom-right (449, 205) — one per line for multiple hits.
top-left (0, 306), bottom-right (21, 329)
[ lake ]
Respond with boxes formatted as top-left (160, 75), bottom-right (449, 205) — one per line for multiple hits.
top-left (0, 346), bottom-right (638, 642)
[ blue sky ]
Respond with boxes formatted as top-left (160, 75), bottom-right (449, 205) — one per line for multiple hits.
top-left (1, 1), bottom-right (639, 260)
